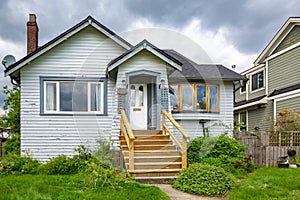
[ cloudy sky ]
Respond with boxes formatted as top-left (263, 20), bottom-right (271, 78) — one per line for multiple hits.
top-left (0, 0), bottom-right (300, 109)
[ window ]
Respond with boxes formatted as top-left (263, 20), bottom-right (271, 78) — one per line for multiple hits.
top-left (43, 80), bottom-right (104, 114)
top-left (170, 84), bottom-right (219, 112)
top-left (240, 84), bottom-right (246, 93)
top-left (239, 111), bottom-right (247, 131)
top-left (251, 71), bottom-right (264, 91)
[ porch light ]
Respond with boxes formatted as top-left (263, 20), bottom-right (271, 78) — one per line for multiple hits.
top-left (121, 80), bottom-right (127, 88)
top-left (160, 79), bottom-right (166, 89)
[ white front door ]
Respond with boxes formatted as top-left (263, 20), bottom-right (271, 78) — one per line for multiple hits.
top-left (129, 84), bottom-right (147, 130)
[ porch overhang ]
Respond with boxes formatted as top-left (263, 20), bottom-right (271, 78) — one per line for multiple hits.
top-left (107, 40), bottom-right (182, 76)
top-left (234, 95), bottom-right (267, 111)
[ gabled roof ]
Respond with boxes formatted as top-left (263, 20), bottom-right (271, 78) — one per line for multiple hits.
top-left (107, 40), bottom-right (182, 72)
top-left (5, 16), bottom-right (132, 77)
top-left (164, 49), bottom-right (243, 81)
top-left (254, 17), bottom-right (300, 65)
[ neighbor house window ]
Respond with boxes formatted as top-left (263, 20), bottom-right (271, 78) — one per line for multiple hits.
top-left (170, 84), bottom-right (219, 112)
top-left (240, 84), bottom-right (246, 93)
top-left (43, 80), bottom-right (104, 114)
top-left (239, 111), bottom-right (247, 131)
top-left (251, 70), bottom-right (264, 91)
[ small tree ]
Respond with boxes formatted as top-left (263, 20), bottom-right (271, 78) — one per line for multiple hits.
top-left (1, 85), bottom-right (20, 155)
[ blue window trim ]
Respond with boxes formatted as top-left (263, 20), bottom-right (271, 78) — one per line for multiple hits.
top-left (40, 76), bottom-right (107, 116)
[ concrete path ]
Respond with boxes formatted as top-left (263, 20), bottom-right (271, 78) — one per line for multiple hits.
top-left (153, 184), bottom-right (227, 200)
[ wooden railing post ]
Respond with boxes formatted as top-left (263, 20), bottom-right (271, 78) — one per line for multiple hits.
top-left (161, 110), bottom-right (190, 170)
top-left (129, 139), bottom-right (134, 170)
top-left (182, 137), bottom-right (187, 169)
top-left (162, 113), bottom-right (166, 135)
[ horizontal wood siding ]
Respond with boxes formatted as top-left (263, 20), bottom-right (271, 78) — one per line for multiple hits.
top-left (249, 87), bottom-right (266, 99)
top-left (276, 96), bottom-right (300, 114)
top-left (172, 82), bottom-right (234, 139)
top-left (274, 25), bottom-right (300, 53)
top-left (247, 102), bottom-right (273, 132)
top-left (234, 82), bottom-right (246, 102)
top-left (269, 45), bottom-right (300, 94)
top-left (20, 26), bottom-right (126, 161)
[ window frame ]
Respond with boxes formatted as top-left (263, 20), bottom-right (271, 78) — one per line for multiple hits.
top-left (40, 77), bottom-right (106, 115)
top-left (250, 69), bottom-right (265, 93)
top-left (239, 111), bottom-right (248, 131)
top-left (170, 83), bottom-right (219, 113)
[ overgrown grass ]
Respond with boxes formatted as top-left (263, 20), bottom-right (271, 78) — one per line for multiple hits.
top-left (0, 174), bottom-right (169, 200)
top-left (229, 167), bottom-right (300, 200)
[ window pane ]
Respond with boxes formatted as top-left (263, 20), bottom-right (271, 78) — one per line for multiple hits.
top-left (181, 85), bottom-right (193, 110)
top-left (138, 85), bottom-right (143, 106)
top-left (170, 85), bottom-right (179, 110)
top-left (258, 71), bottom-right (264, 88)
top-left (91, 83), bottom-right (102, 111)
top-left (240, 112), bottom-right (247, 131)
top-left (60, 82), bottom-right (87, 111)
top-left (130, 85), bottom-right (136, 106)
top-left (196, 85), bottom-right (206, 110)
top-left (252, 73), bottom-right (258, 90)
top-left (46, 83), bottom-right (56, 111)
top-left (209, 86), bottom-right (217, 111)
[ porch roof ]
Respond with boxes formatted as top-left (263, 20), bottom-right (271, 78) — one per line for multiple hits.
top-left (107, 39), bottom-right (183, 73)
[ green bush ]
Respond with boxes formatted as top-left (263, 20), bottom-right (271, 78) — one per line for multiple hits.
top-left (3, 133), bottom-right (20, 155)
top-left (0, 154), bottom-right (41, 175)
top-left (187, 134), bottom-right (254, 176)
top-left (40, 155), bottom-right (86, 175)
top-left (93, 139), bottom-right (115, 168)
top-left (173, 163), bottom-right (236, 196)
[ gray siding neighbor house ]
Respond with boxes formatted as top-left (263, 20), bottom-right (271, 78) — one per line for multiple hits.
top-left (4, 14), bottom-right (242, 162)
top-left (234, 17), bottom-right (300, 132)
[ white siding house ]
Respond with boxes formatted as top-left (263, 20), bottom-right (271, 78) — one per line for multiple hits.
top-left (5, 15), bottom-right (242, 161)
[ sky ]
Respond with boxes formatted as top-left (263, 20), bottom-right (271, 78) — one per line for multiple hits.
top-left (0, 0), bottom-right (300, 110)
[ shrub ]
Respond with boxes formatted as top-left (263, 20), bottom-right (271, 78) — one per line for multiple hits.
top-left (0, 154), bottom-right (40, 175)
top-left (173, 163), bottom-right (236, 196)
top-left (3, 133), bottom-right (20, 155)
top-left (93, 139), bottom-right (115, 168)
top-left (40, 155), bottom-right (86, 175)
top-left (187, 134), bottom-right (253, 176)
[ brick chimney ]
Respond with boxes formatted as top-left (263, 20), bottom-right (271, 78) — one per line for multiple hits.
top-left (27, 14), bottom-right (39, 54)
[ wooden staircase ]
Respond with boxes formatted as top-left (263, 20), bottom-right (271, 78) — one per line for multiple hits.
top-left (119, 109), bottom-right (190, 182)
top-left (119, 130), bottom-right (182, 180)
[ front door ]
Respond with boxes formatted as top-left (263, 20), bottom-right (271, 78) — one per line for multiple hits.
top-left (129, 84), bottom-right (147, 129)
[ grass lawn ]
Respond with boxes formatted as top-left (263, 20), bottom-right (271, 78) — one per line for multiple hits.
top-left (0, 174), bottom-right (169, 200)
top-left (229, 167), bottom-right (300, 200)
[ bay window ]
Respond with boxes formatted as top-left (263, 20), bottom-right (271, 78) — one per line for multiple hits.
top-left (42, 79), bottom-right (105, 114)
top-left (170, 83), bottom-right (219, 112)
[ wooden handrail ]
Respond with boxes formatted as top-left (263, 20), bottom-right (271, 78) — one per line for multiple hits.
top-left (120, 110), bottom-right (134, 170)
top-left (161, 109), bottom-right (190, 169)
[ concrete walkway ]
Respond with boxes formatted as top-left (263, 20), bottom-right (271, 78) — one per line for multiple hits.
top-left (153, 184), bottom-right (227, 200)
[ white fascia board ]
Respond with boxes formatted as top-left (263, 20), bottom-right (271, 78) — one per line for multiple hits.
top-left (91, 23), bottom-right (131, 50)
top-left (268, 89), bottom-right (300, 101)
top-left (234, 97), bottom-right (268, 111)
top-left (5, 22), bottom-right (90, 76)
top-left (145, 46), bottom-right (182, 71)
top-left (107, 43), bottom-right (182, 72)
top-left (265, 41), bottom-right (300, 62)
top-left (241, 64), bottom-right (265, 75)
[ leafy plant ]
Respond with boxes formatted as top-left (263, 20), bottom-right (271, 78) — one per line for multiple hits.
top-left (93, 139), bottom-right (115, 168)
top-left (3, 133), bottom-right (20, 155)
top-left (173, 163), bottom-right (236, 196)
top-left (271, 108), bottom-right (300, 131)
top-left (40, 155), bottom-right (86, 175)
top-left (0, 154), bottom-right (40, 175)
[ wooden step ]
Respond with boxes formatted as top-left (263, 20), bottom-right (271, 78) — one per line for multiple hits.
top-left (121, 144), bottom-right (177, 151)
top-left (126, 162), bottom-right (182, 170)
top-left (128, 169), bottom-right (181, 177)
top-left (124, 155), bottom-right (182, 163)
top-left (122, 150), bottom-right (181, 156)
top-left (120, 140), bottom-right (172, 146)
top-left (133, 130), bottom-right (162, 135)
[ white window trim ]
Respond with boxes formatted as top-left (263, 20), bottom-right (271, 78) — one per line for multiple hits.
top-left (250, 68), bottom-right (265, 93)
top-left (43, 80), bottom-right (104, 114)
top-left (238, 111), bottom-right (248, 131)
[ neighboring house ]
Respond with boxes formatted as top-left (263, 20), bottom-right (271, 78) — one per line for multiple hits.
top-left (234, 17), bottom-right (300, 132)
top-left (4, 14), bottom-right (242, 162)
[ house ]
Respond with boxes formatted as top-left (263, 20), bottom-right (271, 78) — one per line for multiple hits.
top-left (234, 17), bottom-right (300, 132)
top-left (4, 14), bottom-right (242, 177)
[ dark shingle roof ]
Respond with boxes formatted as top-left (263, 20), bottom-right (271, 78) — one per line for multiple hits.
top-left (164, 50), bottom-right (243, 81)
top-left (268, 83), bottom-right (300, 97)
